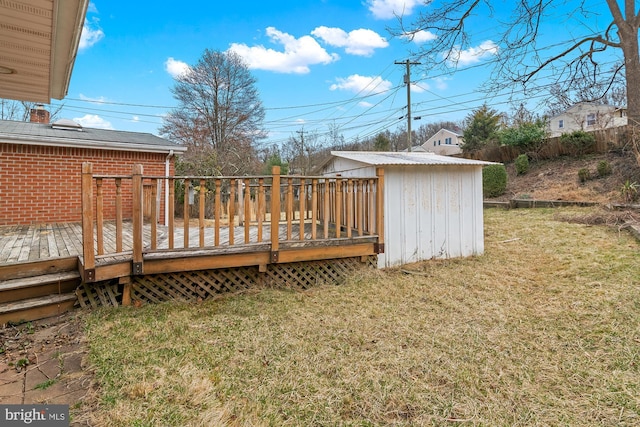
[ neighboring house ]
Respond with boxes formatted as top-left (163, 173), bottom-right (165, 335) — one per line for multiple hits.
top-left (0, 108), bottom-right (186, 226)
top-left (547, 102), bottom-right (627, 137)
top-left (320, 151), bottom-right (495, 268)
top-left (421, 128), bottom-right (463, 155)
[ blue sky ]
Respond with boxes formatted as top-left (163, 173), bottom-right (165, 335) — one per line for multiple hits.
top-left (55, 0), bottom-right (618, 146)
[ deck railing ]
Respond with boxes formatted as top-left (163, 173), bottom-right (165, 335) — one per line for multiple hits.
top-left (81, 163), bottom-right (384, 281)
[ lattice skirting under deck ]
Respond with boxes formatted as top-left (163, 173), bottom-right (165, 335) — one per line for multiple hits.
top-left (76, 256), bottom-right (377, 308)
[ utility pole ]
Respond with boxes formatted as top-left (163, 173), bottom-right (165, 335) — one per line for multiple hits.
top-left (296, 128), bottom-right (305, 174)
top-left (395, 59), bottom-right (421, 151)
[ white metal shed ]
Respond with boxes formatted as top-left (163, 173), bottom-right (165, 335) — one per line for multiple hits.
top-left (321, 151), bottom-right (495, 268)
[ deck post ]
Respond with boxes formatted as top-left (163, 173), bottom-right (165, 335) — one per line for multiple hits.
top-left (375, 167), bottom-right (385, 254)
top-left (81, 162), bottom-right (95, 281)
top-left (132, 164), bottom-right (144, 274)
top-left (270, 166), bottom-right (281, 262)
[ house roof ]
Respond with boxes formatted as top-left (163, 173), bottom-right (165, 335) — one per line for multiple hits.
top-left (0, 0), bottom-right (89, 103)
top-left (0, 119), bottom-right (186, 154)
top-left (548, 102), bottom-right (623, 120)
top-left (328, 151), bottom-right (495, 167)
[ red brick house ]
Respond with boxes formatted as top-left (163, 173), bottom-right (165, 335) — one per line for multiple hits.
top-left (0, 109), bottom-right (186, 226)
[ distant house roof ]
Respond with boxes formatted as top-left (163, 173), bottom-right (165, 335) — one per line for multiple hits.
top-left (328, 151), bottom-right (495, 167)
top-left (441, 127), bottom-right (463, 136)
top-left (0, 120), bottom-right (186, 154)
top-left (548, 102), bottom-right (623, 120)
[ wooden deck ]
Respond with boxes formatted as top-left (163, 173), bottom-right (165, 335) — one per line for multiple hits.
top-left (0, 220), bottom-right (374, 265)
top-left (0, 223), bottom-right (84, 263)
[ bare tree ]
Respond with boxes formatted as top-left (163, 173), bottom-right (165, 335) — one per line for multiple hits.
top-left (282, 128), bottom-right (324, 175)
top-left (160, 49), bottom-right (266, 175)
top-left (0, 99), bottom-right (63, 122)
top-left (397, 1), bottom-right (640, 130)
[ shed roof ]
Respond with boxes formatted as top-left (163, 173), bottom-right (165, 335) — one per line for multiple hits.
top-left (0, 119), bottom-right (186, 154)
top-left (329, 151), bottom-right (495, 167)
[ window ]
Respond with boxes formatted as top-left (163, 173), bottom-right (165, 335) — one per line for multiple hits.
top-left (558, 119), bottom-right (564, 129)
top-left (445, 137), bottom-right (452, 144)
top-left (586, 113), bottom-right (596, 126)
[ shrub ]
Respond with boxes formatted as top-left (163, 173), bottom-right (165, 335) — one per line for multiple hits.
top-left (597, 160), bottom-right (612, 177)
top-left (483, 164), bottom-right (508, 198)
top-left (560, 130), bottom-right (596, 155)
top-left (578, 168), bottom-right (591, 183)
top-left (515, 154), bottom-right (529, 175)
top-left (620, 180), bottom-right (638, 203)
top-left (499, 121), bottom-right (546, 149)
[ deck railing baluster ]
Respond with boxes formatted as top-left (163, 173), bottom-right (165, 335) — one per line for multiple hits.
top-left (286, 178), bottom-right (293, 240)
top-left (323, 180), bottom-right (330, 239)
top-left (199, 179), bottom-right (205, 248)
top-left (229, 181), bottom-right (235, 246)
top-left (346, 179), bottom-right (353, 238)
top-left (356, 180), bottom-right (363, 236)
top-left (299, 178), bottom-right (306, 240)
top-left (151, 178), bottom-right (158, 250)
top-left (244, 178), bottom-right (251, 244)
top-left (311, 179), bottom-right (317, 240)
top-left (115, 178), bottom-right (123, 252)
top-left (183, 178), bottom-right (190, 249)
top-left (257, 178), bottom-right (264, 242)
top-left (168, 178), bottom-right (174, 249)
top-left (96, 177), bottom-right (104, 255)
top-left (214, 179), bottom-right (221, 246)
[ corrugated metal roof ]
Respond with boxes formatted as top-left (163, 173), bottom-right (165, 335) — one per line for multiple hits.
top-left (0, 120), bottom-right (186, 153)
top-left (330, 151), bottom-right (496, 166)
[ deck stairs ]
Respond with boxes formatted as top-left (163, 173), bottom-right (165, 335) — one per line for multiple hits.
top-left (0, 258), bottom-right (81, 325)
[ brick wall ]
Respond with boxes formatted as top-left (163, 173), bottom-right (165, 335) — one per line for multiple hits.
top-left (0, 143), bottom-right (175, 226)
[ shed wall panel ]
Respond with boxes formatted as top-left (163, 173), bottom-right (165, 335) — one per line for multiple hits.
top-left (321, 157), bottom-right (486, 268)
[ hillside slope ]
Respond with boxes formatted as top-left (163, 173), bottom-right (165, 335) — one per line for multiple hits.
top-left (488, 151), bottom-right (640, 204)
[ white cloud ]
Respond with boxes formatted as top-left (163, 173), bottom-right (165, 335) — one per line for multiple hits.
top-left (73, 114), bottom-right (113, 130)
top-left (446, 40), bottom-right (499, 66)
top-left (87, 2), bottom-right (98, 14)
top-left (330, 74), bottom-right (392, 95)
top-left (131, 116), bottom-right (140, 122)
top-left (228, 27), bottom-right (339, 74)
top-left (368, 0), bottom-right (421, 20)
top-left (411, 82), bottom-right (426, 93)
top-left (311, 27), bottom-right (388, 56)
top-left (78, 93), bottom-right (107, 104)
top-left (359, 101), bottom-right (374, 108)
top-left (79, 18), bottom-right (104, 50)
top-left (433, 77), bottom-right (450, 90)
top-left (402, 30), bottom-right (437, 44)
top-left (165, 57), bottom-right (190, 78)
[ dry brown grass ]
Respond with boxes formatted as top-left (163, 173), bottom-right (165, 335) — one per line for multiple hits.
top-left (493, 152), bottom-right (640, 204)
top-left (84, 207), bottom-right (640, 426)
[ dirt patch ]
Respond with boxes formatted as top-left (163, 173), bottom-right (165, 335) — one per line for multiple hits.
top-left (490, 151), bottom-right (640, 204)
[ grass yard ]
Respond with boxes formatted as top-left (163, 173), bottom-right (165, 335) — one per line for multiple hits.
top-left (83, 207), bottom-right (640, 426)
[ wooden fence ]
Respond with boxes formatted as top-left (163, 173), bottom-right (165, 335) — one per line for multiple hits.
top-left (462, 125), bottom-right (634, 163)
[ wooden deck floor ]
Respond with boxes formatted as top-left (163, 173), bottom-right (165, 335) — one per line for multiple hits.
top-left (1, 221), bottom-right (366, 265)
